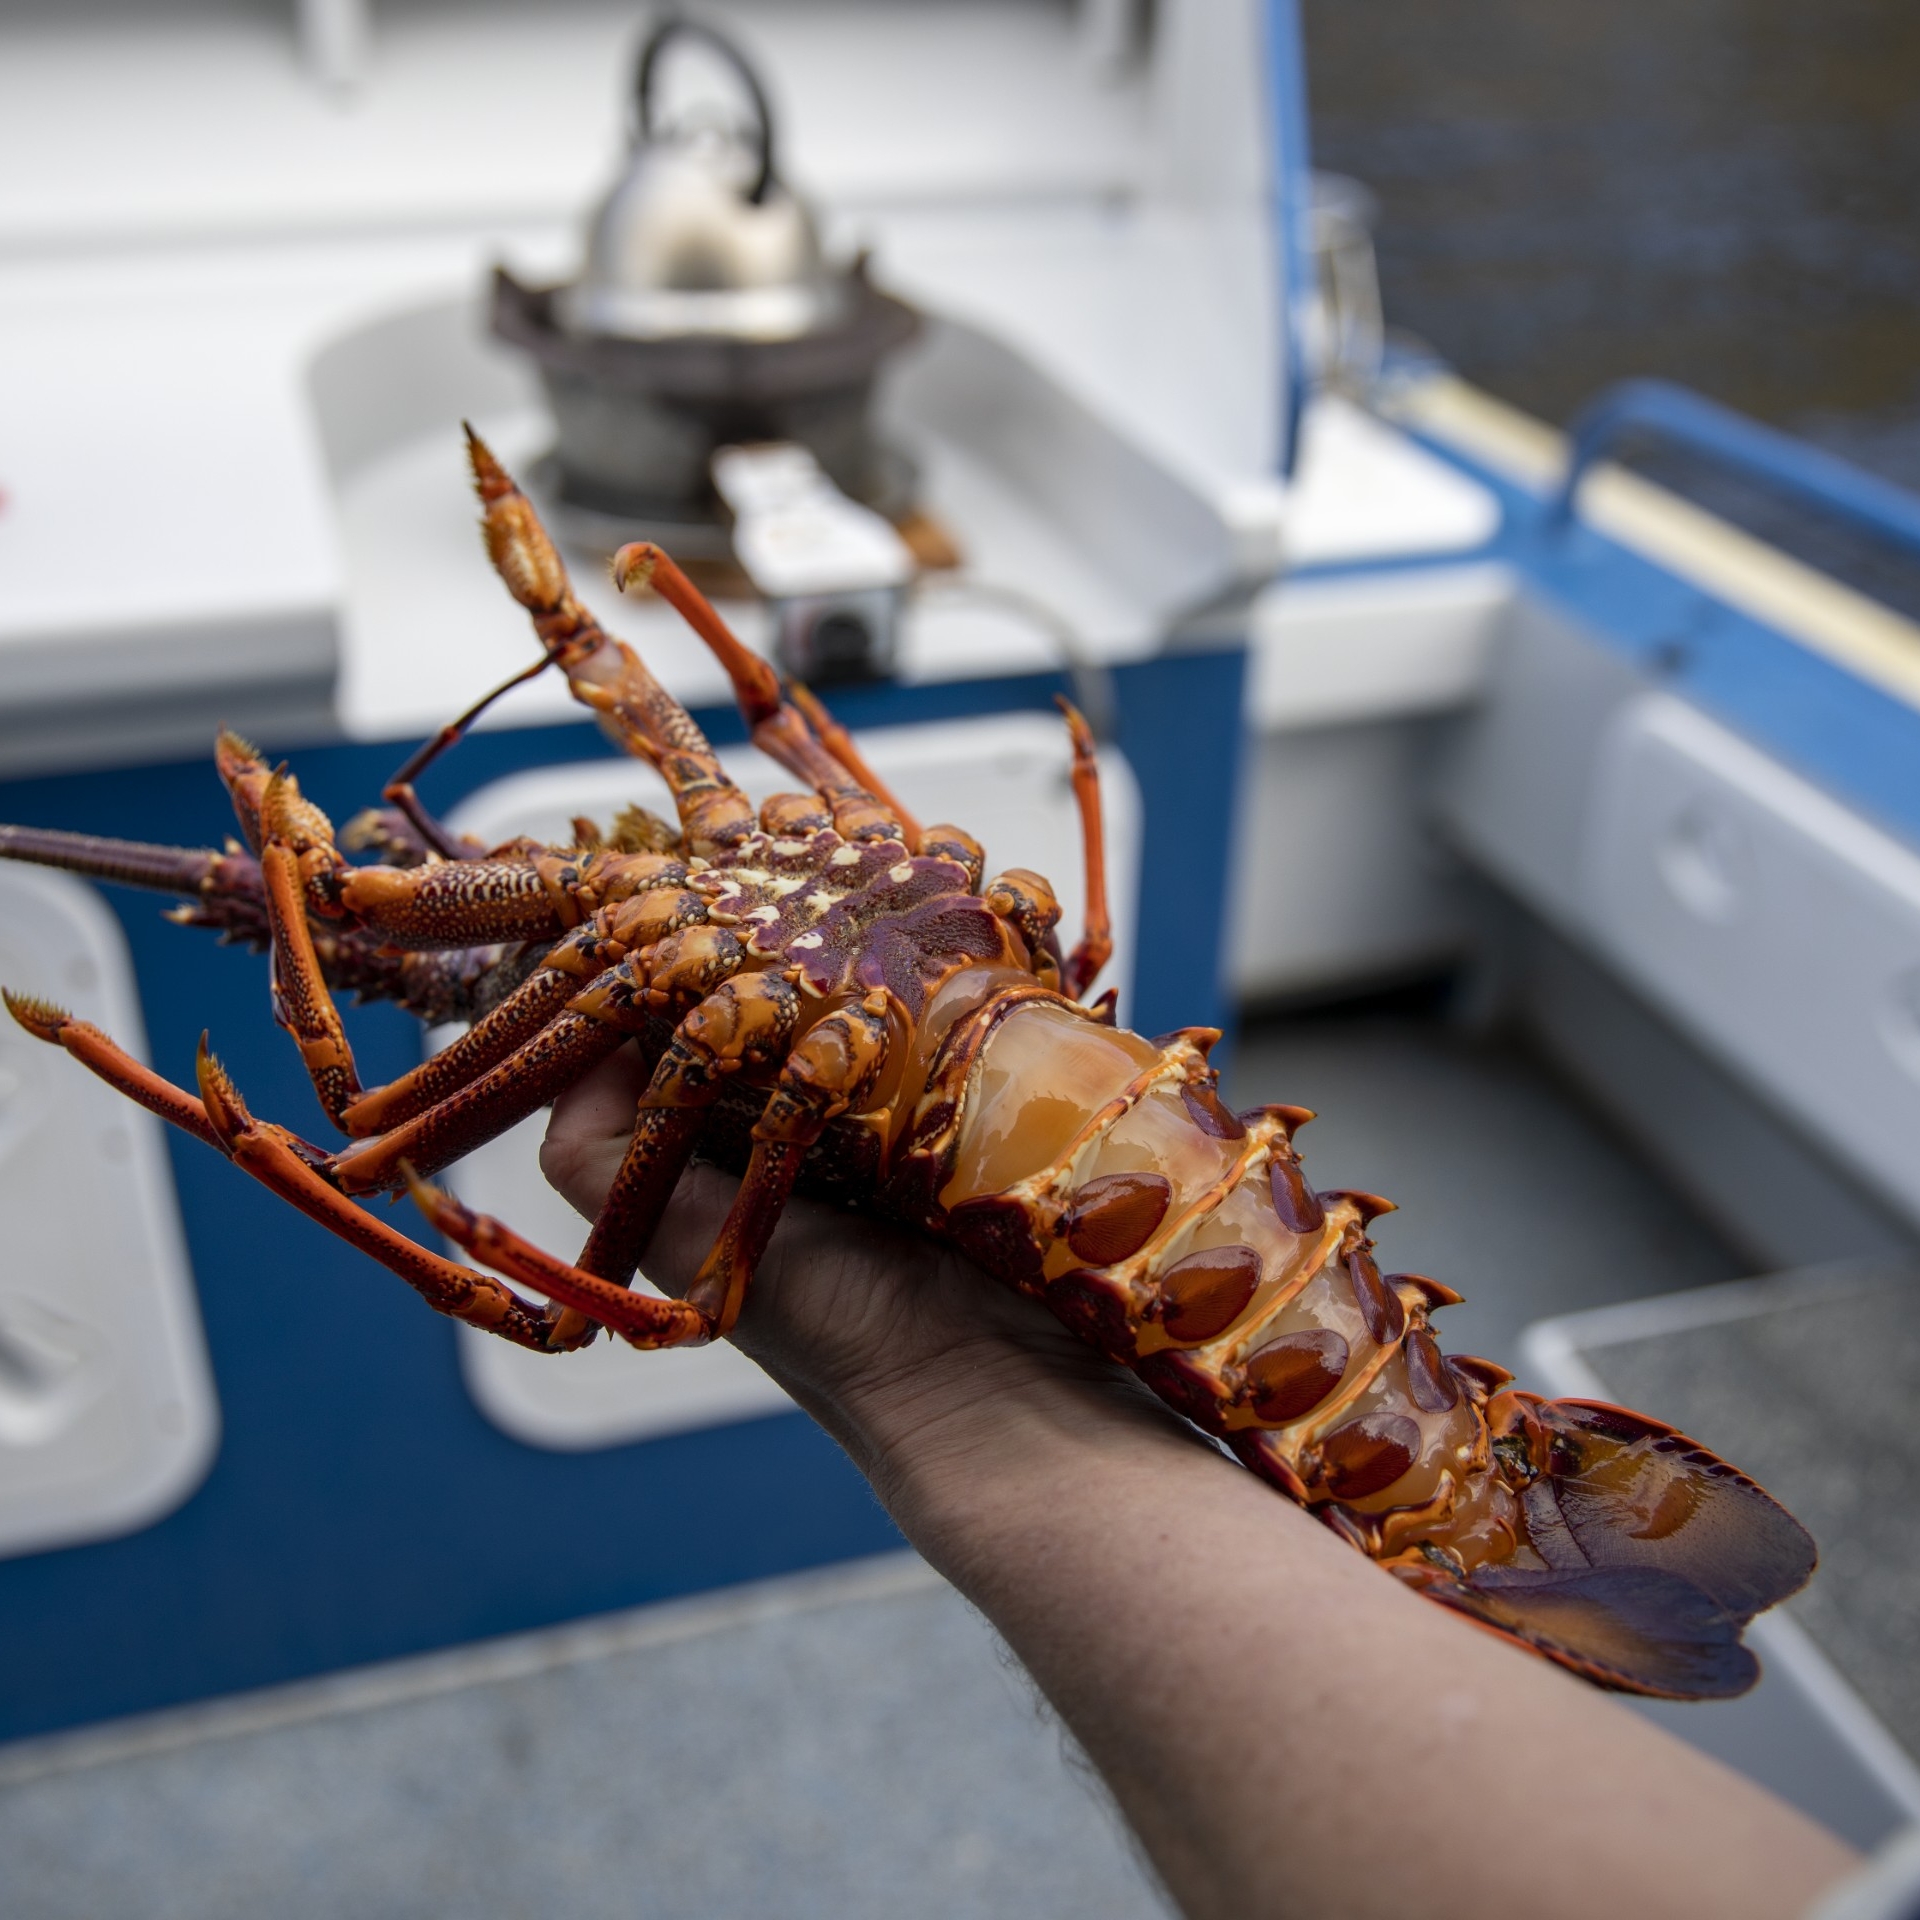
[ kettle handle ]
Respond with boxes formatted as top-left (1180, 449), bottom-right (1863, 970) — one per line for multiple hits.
top-left (634, 15), bottom-right (776, 206)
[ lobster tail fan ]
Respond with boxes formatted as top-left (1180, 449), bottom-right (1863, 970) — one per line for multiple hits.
top-left (1406, 1397), bottom-right (1816, 1699)
top-left (1421, 1563), bottom-right (1763, 1699)
top-left (1523, 1400), bottom-right (1817, 1620)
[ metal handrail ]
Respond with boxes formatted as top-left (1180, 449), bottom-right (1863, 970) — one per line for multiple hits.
top-left (1550, 377), bottom-right (1920, 562)
top-left (1267, 0), bottom-right (1316, 478)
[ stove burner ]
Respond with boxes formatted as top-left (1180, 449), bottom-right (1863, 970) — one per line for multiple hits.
top-left (491, 262), bottom-right (921, 528)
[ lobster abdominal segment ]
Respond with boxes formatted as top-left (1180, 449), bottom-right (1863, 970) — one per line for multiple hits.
top-left (0, 429), bottom-right (1814, 1705)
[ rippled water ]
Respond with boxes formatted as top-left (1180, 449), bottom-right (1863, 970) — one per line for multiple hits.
top-left (1305, 0), bottom-right (1920, 578)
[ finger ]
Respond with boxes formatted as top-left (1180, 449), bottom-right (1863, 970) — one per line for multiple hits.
top-left (632, 1160), bottom-right (739, 1298)
top-left (548, 1037), bottom-right (649, 1140)
top-left (540, 1040), bottom-right (650, 1216)
top-left (631, 1162), bottom-right (890, 1308)
top-left (632, 1157), bottom-right (904, 1348)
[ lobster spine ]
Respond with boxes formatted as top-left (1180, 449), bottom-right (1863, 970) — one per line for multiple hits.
top-left (916, 992), bottom-right (1515, 1575)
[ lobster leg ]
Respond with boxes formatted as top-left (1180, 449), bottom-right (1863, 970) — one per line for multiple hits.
top-left (0, 994), bottom-right (564, 1352)
top-left (260, 774), bottom-right (365, 1128)
top-left (216, 731), bottom-right (581, 953)
top-left (0, 823), bottom-right (527, 1026)
top-left (788, 681), bottom-right (924, 851)
top-left (329, 1010), bottom-right (632, 1194)
top-left (191, 1044), bottom-right (570, 1352)
top-left (307, 934), bottom-right (524, 1028)
top-left (1056, 698), bottom-right (1112, 1000)
top-left (338, 926), bottom-right (615, 1137)
top-left (406, 1173), bottom-right (713, 1350)
top-left (607, 537), bottom-right (907, 847)
top-left (252, 741), bottom-right (702, 1134)
top-left (427, 986), bottom-right (896, 1346)
top-left (328, 925), bottom-right (750, 1194)
top-left (529, 970), bottom-right (805, 1347)
top-left (2, 991), bottom-right (226, 1152)
top-left (0, 747), bottom-right (548, 1024)
top-left (0, 745), bottom-right (544, 964)
top-left (337, 871), bottom-right (725, 1139)
top-left (683, 990), bottom-right (894, 1336)
top-left (465, 431), bottom-right (757, 857)
top-left (577, 971), bottom-right (804, 1284)
top-left (466, 429), bottom-right (905, 848)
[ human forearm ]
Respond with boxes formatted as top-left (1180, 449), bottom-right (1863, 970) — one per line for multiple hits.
top-left (541, 1062), bottom-right (1857, 1920)
top-left (856, 1365), bottom-right (1857, 1920)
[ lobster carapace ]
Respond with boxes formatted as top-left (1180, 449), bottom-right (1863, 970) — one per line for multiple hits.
top-left (0, 432), bottom-right (1814, 1700)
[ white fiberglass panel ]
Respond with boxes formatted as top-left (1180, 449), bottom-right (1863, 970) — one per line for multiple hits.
top-left (0, 866), bottom-right (217, 1559)
top-left (1585, 692), bottom-right (1920, 1230)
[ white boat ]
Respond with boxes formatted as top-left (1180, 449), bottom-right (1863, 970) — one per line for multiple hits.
top-left (0, 0), bottom-right (1913, 1894)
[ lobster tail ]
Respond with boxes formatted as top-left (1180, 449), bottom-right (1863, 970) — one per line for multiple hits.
top-left (919, 989), bottom-right (1816, 1700)
top-left (1506, 1399), bottom-right (1816, 1620)
top-left (1410, 1563), bottom-right (1766, 1698)
top-left (1399, 1397), bottom-right (1815, 1697)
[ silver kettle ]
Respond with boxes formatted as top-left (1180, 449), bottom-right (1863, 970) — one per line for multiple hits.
top-left (559, 17), bottom-right (842, 343)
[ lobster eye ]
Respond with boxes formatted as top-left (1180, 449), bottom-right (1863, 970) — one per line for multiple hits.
top-left (985, 867), bottom-right (1061, 931)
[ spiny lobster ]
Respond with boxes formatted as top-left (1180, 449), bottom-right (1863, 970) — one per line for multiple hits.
top-left (0, 432), bottom-right (1813, 1700)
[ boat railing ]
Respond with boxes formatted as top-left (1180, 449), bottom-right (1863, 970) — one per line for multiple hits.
top-left (1552, 377), bottom-right (1920, 562)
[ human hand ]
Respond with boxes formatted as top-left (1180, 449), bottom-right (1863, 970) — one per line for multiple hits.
top-left (539, 1044), bottom-right (1187, 1503)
